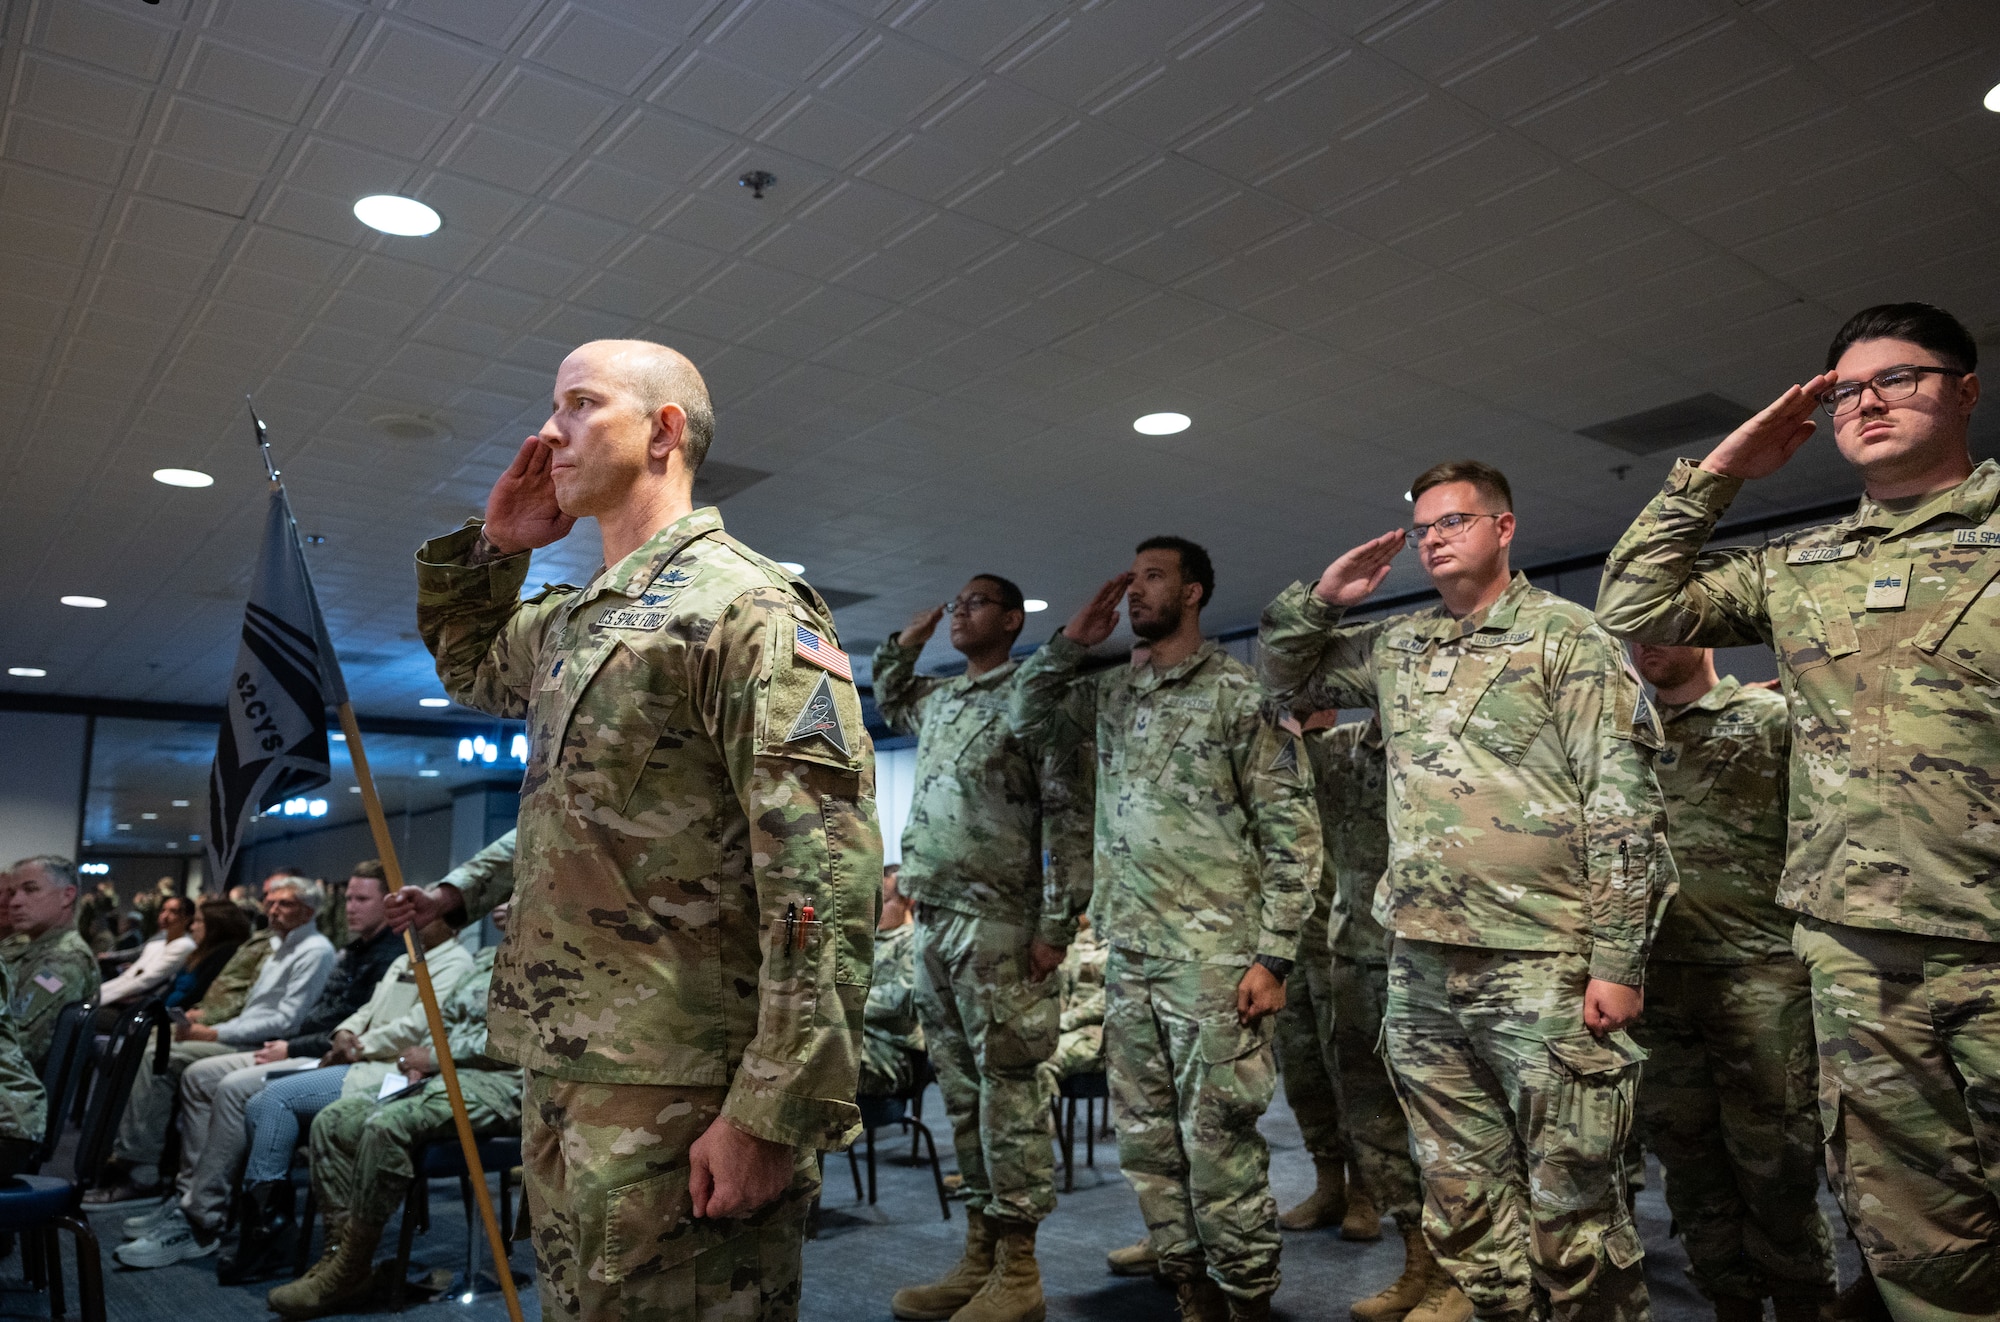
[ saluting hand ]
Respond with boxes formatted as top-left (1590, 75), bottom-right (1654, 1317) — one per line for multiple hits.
top-left (899, 603), bottom-right (946, 649)
top-left (1699, 373), bottom-right (1839, 481)
top-left (1312, 529), bottom-right (1405, 608)
top-left (483, 437), bottom-right (577, 554)
top-left (1062, 573), bottom-right (1133, 648)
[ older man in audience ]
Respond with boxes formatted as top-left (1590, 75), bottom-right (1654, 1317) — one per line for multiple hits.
top-left (2, 855), bottom-right (101, 1069)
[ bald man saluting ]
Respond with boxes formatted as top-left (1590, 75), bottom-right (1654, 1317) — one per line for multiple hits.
top-left (390, 340), bottom-right (881, 1322)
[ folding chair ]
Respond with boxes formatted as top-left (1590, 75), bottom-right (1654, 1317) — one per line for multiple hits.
top-left (1049, 1069), bottom-right (1110, 1192)
top-left (847, 1049), bottom-right (949, 1221)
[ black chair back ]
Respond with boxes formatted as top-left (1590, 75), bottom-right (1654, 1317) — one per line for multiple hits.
top-left (27, 999), bottom-right (96, 1174)
top-left (72, 1002), bottom-right (170, 1188)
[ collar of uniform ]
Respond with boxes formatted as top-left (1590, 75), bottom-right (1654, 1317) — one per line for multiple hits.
top-left (1449, 572), bottom-right (1533, 639)
top-left (1848, 459), bottom-right (2000, 538)
top-left (1132, 639), bottom-right (1220, 692)
top-left (960, 657), bottom-right (1021, 691)
top-left (579, 506), bottom-right (727, 606)
top-left (1663, 674), bottom-right (1742, 724)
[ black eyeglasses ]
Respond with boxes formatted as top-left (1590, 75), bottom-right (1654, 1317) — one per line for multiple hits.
top-left (943, 594), bottom-right (1000, 615)
top-left (1819, 365), bottom-right (1965, 417)
top-left (1407, 512), bottom-right (1500, 545)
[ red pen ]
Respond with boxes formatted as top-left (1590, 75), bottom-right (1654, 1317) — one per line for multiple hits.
top-left (798, 902), bottom-right (814, 950)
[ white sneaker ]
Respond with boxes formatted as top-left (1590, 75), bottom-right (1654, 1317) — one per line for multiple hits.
top-left (112, 1207), bottom-right (218, 1269)
top-left (120, 1195), bottom-right (178, 1240)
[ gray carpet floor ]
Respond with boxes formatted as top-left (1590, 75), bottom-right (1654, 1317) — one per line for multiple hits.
top-left (0, 1089), bottom-right (1858, 1321)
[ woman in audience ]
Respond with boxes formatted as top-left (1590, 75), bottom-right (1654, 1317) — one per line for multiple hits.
top-left (96, 896), bottom-right (196, 1020)
top-left (162, 901), bottom-right (254, 1015)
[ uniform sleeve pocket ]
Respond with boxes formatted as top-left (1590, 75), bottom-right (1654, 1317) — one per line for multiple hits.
top-left (603, 1163), bottom-right (729, 1292)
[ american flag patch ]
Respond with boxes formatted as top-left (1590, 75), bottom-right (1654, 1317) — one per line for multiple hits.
top-left (794, 625), bottom-right (852, 680)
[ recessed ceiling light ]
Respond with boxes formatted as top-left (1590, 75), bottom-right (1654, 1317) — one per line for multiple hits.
top-left (354, 194), bottom-right (441, 237)
top-left (141, 812), bottom-right (158, 820)
top-left (61, 595), bottom-right (107, 608)
top-left (418, 768), bottom-right (441, 777)
top-left (1133, 412), bottom-right (1191, 435)
top-left (330, 732), bottom-right (346, 741)
top-left (7, 667), bottom-right (46, 678)
top-left (1023, 599), bottom-right (1048, 613)
top-left (778, 561), bottom-right (804, 573)
top-left (419, 697), bottom-right (450, 707)
top-left (1403, 491), bottom-right (1414, 502)
top-left (172, 799), bottom-right (190, 807)
top-left (153, 468), bottom-right (214, 488)
top-left (1986, 81), bottom-right (2000, 112)
top-left (116, 823), bottom-right (131, 831)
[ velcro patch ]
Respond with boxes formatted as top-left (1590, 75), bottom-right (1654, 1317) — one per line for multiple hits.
top-left (786, 672), bottom-right (851, 756)
top-left (598, 607), bottom-right (672, 630)
top-left (33, 973), bottom-right (63, 994)
top-left (793, 625), bottom-right (852, 680)
top-left (1386, 636), bottom-right (1430, 654)
top-left (1270, 738), bottom-right (1300, 775)
top-left (1468, 629), bottom-right (1535, 647)
top-left (1953, 529), bottom-right (2000, 548)
top-left (1787, 544), bottom-right (1859, 564)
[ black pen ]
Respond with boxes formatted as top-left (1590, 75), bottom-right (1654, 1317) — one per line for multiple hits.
top-left (785, 902), bottom-right (797, 952)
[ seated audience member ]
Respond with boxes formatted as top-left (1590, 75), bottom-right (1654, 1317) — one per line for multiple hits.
top-left (116, 908), bottom-right (472, 1273)
top-left (1036, 914), bottom-right (1107, 1102)
top-left (87, 875), bottom-right (336, 1203)
top-left (95, 895), bottom-right (196, 1023)
top-left (163, 901), bottom-right (256, 1015)
top-left (316, 874), bottom-right (350, 948)
top-left (269, 906), bottom-right (519, 1320)
top-left (0, 967), bottom-right (49, 1180)
top-left (861, 866), bottom-right (924, 1097)
top-left (0, 868), bottom-right (16, 945)
top-left (1, 856), bottom-right (102, 1069)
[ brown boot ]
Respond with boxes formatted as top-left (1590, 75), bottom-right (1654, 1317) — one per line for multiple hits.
top-left (1350, 1226), bottom-right (1437, 1322)
top-left (1227, 1292), bottom-right (1273, 1322)
top-left (1278, 1158), bottom-right (1348, 1231)
top-left (1824, 1270), bottom-right (1889, 1322)
top-left (893, 1209), bottom-right (996, 1320)
top-left (1106, 1237), bottom-right (1159, 1278)
top-left (1339, 1175), bottom-right (1382, 1242)
top-left (1403, 1274), bottom-right (1473, 1322)
top-left (949, 1219), bottom-right (1043, 1322)
top-left (1175, 1277), bottom-right (1231, 1322)
top-left (1712, 1297), bottom-right (1763, 1322)
top-left (266, 1218), bottom-right (382, 1320)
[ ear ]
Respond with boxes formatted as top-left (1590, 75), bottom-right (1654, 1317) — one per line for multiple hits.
top-left (1182, 579), bottom-right (1205, 610)
top-left (649, 402), bottom-right (690, 463)
top-left (1958, 371), bottom-right (1980, 417)
top-left (1001, 608), bottom-right (1025, 636)
top-left (1493, 511), bottom-right (1516, 549)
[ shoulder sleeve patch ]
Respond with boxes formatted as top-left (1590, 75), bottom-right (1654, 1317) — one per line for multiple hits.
top-left (760, 615), bottom-right (866, 771)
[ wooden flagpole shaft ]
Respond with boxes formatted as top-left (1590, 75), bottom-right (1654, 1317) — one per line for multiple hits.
top-left (336, 702), bottom-right (524, 1322)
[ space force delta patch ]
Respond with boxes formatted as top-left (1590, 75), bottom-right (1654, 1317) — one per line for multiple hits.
top-left (786, 672), bottom-right (850, 756)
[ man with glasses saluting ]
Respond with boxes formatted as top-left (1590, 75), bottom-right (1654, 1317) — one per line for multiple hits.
top-left (1260, 461), bottom-right (1676, 1322)
top-left (1597, 303), bottom-right (1999, 1322)
top-left (874, 576), bottom-right (1092, 1322)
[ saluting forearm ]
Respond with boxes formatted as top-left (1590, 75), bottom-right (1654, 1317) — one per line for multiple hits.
top-left (869, 637), bottom-right (932, 734)
top-left (1258, 582), bottom-right (1381, 712)
top-left (414, 522), bottom-right (549, 718)
top-left (1596, 461), bottom-right (1772, 647)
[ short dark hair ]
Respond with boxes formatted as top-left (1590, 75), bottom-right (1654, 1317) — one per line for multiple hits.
top-left (1825, 302), bottom-right (1977, 374)
top-left (1410, 460), bottom-right (1513, 512)
top-left (1135, 535), bottom-right (1215, 610)
top-left (970, 574), bottom-right (1025, 615)
top-left (351, 859), bottom-right (387, 883)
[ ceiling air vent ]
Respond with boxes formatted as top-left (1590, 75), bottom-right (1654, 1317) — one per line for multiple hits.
top-left (1577, 393), bottom-right (1750, 455)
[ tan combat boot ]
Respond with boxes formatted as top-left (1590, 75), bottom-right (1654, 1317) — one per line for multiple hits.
top-left (1278, 1157), bottom-right (1348, 1231)
top-left (1402, 1272), bottom-right (1473, 1322)
top-left (1106, 1237), bottom-right (1159, 1277)
top-left (950, 1219), bottom-right (1043, 1322)
top-left (1340, 1174), bottom-right (1382, 1242)
top-left (266, 1218), bottom-right (383, 1320)
top-left (1226, 1292), bottom-right (1273, 1322)
top-left (1174, 1277), bottom-right (1231, 1322)
top-left (893, 1208), bottom-right (996, 1320)
top-left (1350, 1226), bottom-right (1438, 1322)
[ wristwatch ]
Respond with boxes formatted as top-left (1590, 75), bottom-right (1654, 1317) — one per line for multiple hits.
top-left (1253, 954), bottom-right (1293, 980)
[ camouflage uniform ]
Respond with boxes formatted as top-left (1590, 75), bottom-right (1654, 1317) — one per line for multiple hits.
top-left (1632, 676), bottom-right (1835, 1308)
top-left (1272, 752), bottom-right (1345, 1172)
top-left (1037, 923), bottom-right (1108, 1099)
top-left (1009, 634), bottom-right (1321, 1302)
top-left (1261, 575), bottom-right (1674, 1322)
top-left (873, 637), bottom-right (1092, 1226)
top-left (0, 965), bottom-right (48, 1144)
top-left (194, 938), bottom-right (271, 1026)
top-left (861, 921), bottom-right (923, 1097)
top-left (306, 945), bottom-right (521, 1228)
top-left (1598, 459), bottom-right (2000, 1319)
top-left (418, 507), bottom-right (881, 1322)
top-left (1, 925), bottom-right (101, 1069)
top-left (1307, 718), bottom-right (1423, 1231)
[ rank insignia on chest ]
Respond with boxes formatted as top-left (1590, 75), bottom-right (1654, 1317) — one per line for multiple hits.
top-left (1656, 745), bottom-right (1679, 768)
top-left (794, 625), bottom-right (853, 679)
top-left (787, 672), bottom-right (850, 756)
top-left (1865, 561), bottom-right (1911, 611)
top-left (1422, 655), bottom-right (1458, 693)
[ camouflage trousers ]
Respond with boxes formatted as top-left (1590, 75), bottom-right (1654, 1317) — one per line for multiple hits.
top-left (1274, 959), bottom-right (1347, 1164)
top-left (1105, 946), bottom-right (1280, 1301)
top-left (1329, 954), bottom-right (1423, 1229)
top-left (307, 1071), bottom-right (523, 1228)
top-left (520, 1072), bottom-right (816, 1322)
top-left (1385, 939), bottom-right (1649, 1322)
top-left (1630, 959), bottom-right (1833, 1303)
top-left (1793, 918), bottom-right (2000, 1322)
top-left (1035, 1025), bottom-right (1103, 1100)
top-left (912, 907), bottom-right (1058, 1224)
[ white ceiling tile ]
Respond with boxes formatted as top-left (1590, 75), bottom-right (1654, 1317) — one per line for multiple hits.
top-left (205, 0), bottom-right (361, 67)
top-left (440, 123), bottom-right (570, 191)
top-left (347, 18), bottom-right (501, 110)
top-left (387, 0), bottom-right (549, 47)
top-left (18, 53), bottom-right (154, 137)
top-left (526, 4), bottom-right (678, 94)
top-left (649, 50), bottom-right (795, 133)
top-left (758, 97), bottom-right (894, 169)
top-left (135, 151), bottom-right (263, 216)
top-left (1, 114), bottom-right (131, 185)
top-left (179, 36), bottom-right (325, 121)
top-left (891, 0), bottom-right (1064, 66)
top-left (709, 0), bottom-right (868, 82)
top-left (480, 66), bottom-right (623, 145)
top-left (313, 82), bottom-right (457, 157)
top-left (34, 1), bottom-right (177, 80)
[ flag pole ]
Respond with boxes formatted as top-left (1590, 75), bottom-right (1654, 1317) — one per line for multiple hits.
top-left (249, 401), bottom-right (523, 1322)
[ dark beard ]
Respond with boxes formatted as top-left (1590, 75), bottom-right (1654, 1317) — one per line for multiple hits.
top-left (1131, 599), bottom-right (1181, 642)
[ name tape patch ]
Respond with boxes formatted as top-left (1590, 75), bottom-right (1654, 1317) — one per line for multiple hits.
top-left (1953, 529), bottom-right (2000, 548)
top-left (1787, 544), bottom-right (1859, 565)
top-left (1468, 629), bottom-right (1535, 648)
top-left (599, 607), bottom-right (671, 630)
top-left (1387, 636), bottom-right (1430, 654)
